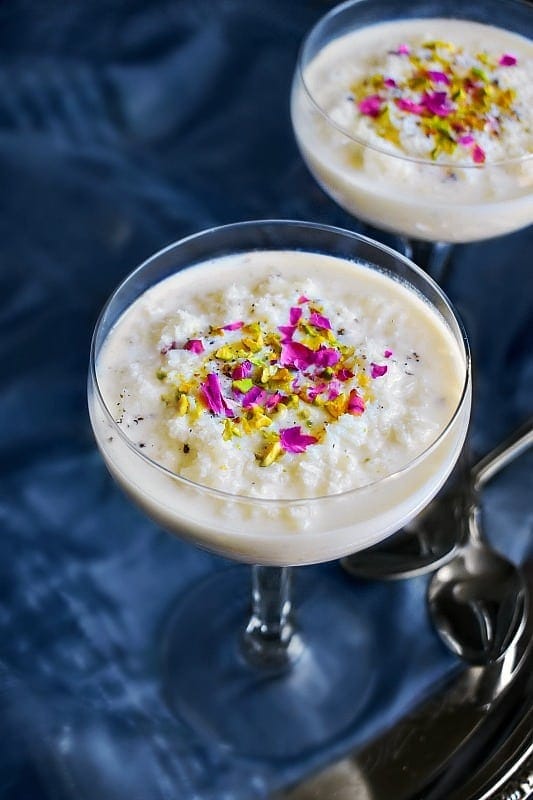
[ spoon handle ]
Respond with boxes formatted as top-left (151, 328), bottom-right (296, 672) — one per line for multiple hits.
top-left (473, 417), bottom-right (533, 491)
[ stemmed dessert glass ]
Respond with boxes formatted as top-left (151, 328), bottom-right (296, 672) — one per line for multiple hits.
top-left (291, 0), bottom-right (533, 279)
top-left (88, 220), bottom-right (471, 758)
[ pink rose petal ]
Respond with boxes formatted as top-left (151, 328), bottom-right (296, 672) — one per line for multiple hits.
top-left (347, 390), bottom-right (365, 416)
top-left (472, 144), bottom-right (486, 164)
top-left (307, 383), bottom-right (327, 401)
top-left (499, 53), bottom-right (517, 67)
top-left (328, 381), bottom-right (341, 400)
top-left (337, 368), bottom-right (354, 381)
top-left (232, 360), bottom-right (252, 380)
top-left (422, 91), bottom-right (453, 117)
top-left (266, 392), bottom-right (284, 409)
top-left (309, 311), bottom-right (332, 330)
top-left (289, 306), bottom-right (302, 325)
top-left (314, 346), bottom-right (341, 367)
top-left (242, 386), bottom-right (267, 408)
top-left (384, 77), bottom-right (397, 88)
top-left (200, 374), bottom-right (234, 417)
top-left (458, 134), bottom-right (475, 146)
top-left (371, 363), bottom-right (388, 379)
top-left (280, 426), bottom-right (318, 454)
top-left (395, 97), bottom-right (426, 115)
top-left (358, 94), bottom-right (383, 118)
top-left (427, 70), bottom-right (450, 85)
top-left (280, 341), bottom-right (315, 370)
top-left (278, 324), bottom-right (297, 343)
top-left (222, 321), bottom-right (244, 331)
top-left (184, 339), bottom-right (204, 354)
top-left (298, 295), bottom-right (309, 305)
top-left (396, 43), bottom-right (410, 55)
top-left (384, 349), bottom-right (393, 358)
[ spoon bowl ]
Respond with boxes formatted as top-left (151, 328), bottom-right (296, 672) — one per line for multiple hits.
top-left (427, 495), bottom-right (528, 665)
top-left (427, 543), bottom-right (527, 665)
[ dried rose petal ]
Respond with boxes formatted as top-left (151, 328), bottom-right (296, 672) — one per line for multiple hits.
top-left (395, 97), bottom-right (426, 115)
top-left (314, 347), bottom-right (341, 368)
top-left (499, 53), bottom-right (517, 67)
top-left (184, 339), bottom-right (204, 354)
top-left (242, 386), bottom-right (267, 408)
top-left (422, 91), bottom-right (453, 117)
top-left (309, 311), bottom-right (332, 330)
top-left (280, 341), bottom-right (315, 370)
top-left (278, 325), bottom-right (297, 343)
top-left (200, 374), bottom-right (234, 417)
top-left (384, 349), bottom-right (393, 358)
top-left (358, 94), bottom-right (383, 118)
top-left (347, 390), bottom-right (365, 416)
top-left (266, 392), bottom-right (283, 409)
top-left (308, 383), bottom-right (327, 401)
top-left (337, 368), bottom-right (354, 381)
top-left (458, 134), bottom-right (475, 146)
top-left (222, 321), bottom-right (244, 331)
top-left (289, 306), bottom-right (302, 325)
top-left (371, 363), bottom-right (388, 379)
top-left (396, 43), bottom-right (410, 55)
top-left (232, 360), bottom-right (252, 380)
top-left (298, 295), bottom-right (309, 305)
top-left (280, 426), bottom-right (318, 453)
top-left (427, 70), bottom-right (450, 85)
top-left (384, 77), bottom-right (397, 88)
top-left (328, 381), bottom-right (341, 400)
top-left (472, 144), bottom-right (486, 164)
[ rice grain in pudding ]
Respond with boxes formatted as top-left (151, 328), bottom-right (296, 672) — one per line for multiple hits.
top-left (91, 250), bottom-right (470, 564)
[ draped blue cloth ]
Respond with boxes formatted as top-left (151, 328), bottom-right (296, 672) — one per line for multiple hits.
top-left (0, 1), bottom-right (531, 797)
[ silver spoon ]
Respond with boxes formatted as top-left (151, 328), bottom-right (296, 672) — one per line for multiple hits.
top-left (341, 419), bottom-right (533, 581)
top-left (427, 476), bottom-right (529, 665)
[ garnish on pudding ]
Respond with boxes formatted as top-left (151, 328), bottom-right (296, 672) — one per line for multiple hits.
top-left (352, 39), bottom-right (522, 163)
top-left (156, 294), bottom-right (387, 467)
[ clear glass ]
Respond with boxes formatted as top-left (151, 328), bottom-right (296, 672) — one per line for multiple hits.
top-left (88, 220), bottom-right (471, 756)
top-left (291, 0), bottom-right (533, 254)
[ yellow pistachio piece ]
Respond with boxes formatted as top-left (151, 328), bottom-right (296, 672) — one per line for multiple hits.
top-left (176, 395), bottom-right (189, 416)
top-left (259, 440), bottom-right (283, 467)
top-left (215, 345), bottom-right (234, 361)
top-left (324, 395), bottom-right (348, 419)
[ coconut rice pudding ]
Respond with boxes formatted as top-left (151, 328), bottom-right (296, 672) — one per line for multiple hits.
top-left (91, 250), bottom-right (470, 564)
top-left (292, 18), bottom-right (533, 241)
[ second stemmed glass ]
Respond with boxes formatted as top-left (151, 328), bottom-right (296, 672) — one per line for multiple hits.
top-left (88, 220), bottom-right (471, 759)
top-left (291, 0), bottom-right (533, 277)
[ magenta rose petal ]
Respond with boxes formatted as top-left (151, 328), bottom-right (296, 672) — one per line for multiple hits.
top-left (201, 373), bottom-right (234, 417)
top-left (358, 94), bottom-right (383, 117)
top-left (280, 341), bottom-right (316, 370)
top-left (309, 311), bottom-right (332, 330)
top-left (371, 363), bottom-right (388, 379)
top-left (280, 426), bottom-right (318, 453)
top-left (222, 320), bottom-right (244, 331)
top-left (499, 53), bottom-right (517, 66)
top-left (347, 390), bottom-right (365, 416)
top-left (289, 306), bottom-right (303, 325)
top-left (184, 339), bottom-right (204, 354)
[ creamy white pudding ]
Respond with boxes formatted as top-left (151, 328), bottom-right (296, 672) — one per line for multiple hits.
top-left (292, 18), bottom-right (533, 241)
top-left (90, 249), bottom-right (470, 564)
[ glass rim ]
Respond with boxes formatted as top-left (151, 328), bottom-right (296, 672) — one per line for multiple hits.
top-left (296, 0), bottom-right (533, 169)
top-left (89, 218), bottom-right (471, 507)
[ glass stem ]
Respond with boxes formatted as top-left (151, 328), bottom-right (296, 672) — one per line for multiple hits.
top-left (399, 237), bottom-right (454, 285)
top-left (241, 566), bottom-right (302, 671)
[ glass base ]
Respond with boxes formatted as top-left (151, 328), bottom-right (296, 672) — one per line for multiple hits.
top-left (161, 566), bottom-right (376, 761)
